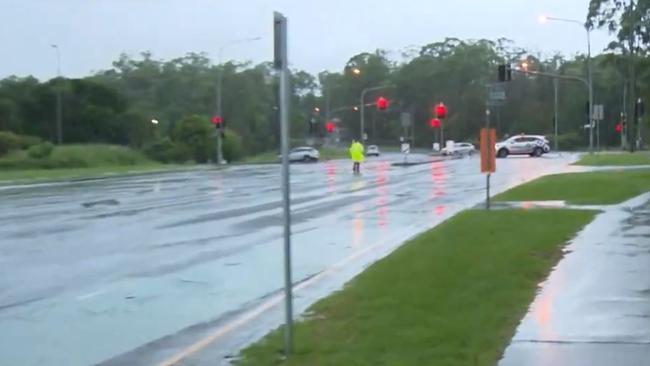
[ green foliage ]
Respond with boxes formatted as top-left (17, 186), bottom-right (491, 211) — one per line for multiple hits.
top-left (0, 131), bottom-right (41, 155)
top-left (143, 138), bottom-right (191, 163)
top-left (240, 209), bottom-right (595, 366)
top-left (0, 144), bottom-right (153, 170)
top-left (222, 129), bottom-right (243, 162)
top-left (172, 115), bottom-right (214, 163)
top-left (0, 131), bottom-right (21, 155)
top-left (548, 132), bottom-right (584, 151)
top-left (27, 142), bottom-right (54, 159)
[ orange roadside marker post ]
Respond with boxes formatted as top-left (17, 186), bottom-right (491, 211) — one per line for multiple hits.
top-left (480, 109), bottom-right (496, 209)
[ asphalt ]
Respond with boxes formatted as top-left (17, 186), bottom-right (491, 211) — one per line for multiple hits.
top-left (0, 153), bottom-right (579, 366)
top-left (499, 192), bottom-right (650, 366)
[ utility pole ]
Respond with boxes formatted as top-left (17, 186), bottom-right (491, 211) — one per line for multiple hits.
top-left (51, 44), bottom-right (63, 144)
top-left (554, 78), bottom-right (559, 152)
top-left (274, 11), bottom-right (293, 356)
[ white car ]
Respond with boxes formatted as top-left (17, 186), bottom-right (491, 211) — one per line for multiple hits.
top-left (283, 147), bottom-right (320, 162)
top-left (495, 135), bottom-right (550, 158)
top-left (441, 142), bottom-right (476, 156)
top-left (366, 145), bottom-right (380, 157)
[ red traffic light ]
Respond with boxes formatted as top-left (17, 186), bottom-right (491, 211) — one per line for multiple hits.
top-left (325, 120), bottom-right (335, 133)
top-left (376, 96), bottom-right (388, 111)
top-left (435, 103), bottom-right (447, 119)
top-left (211, 116), bottom-right (223, 126)
top-left (615, 122), bottom-right (622, 133)
top-left (429, 118), bottom-right (441, 128)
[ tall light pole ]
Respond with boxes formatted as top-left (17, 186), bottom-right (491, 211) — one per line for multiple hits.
top-left (215, 36), bottom-right (261, 164)
top-left (51, 44), bottom-right (63, 144)
top-left (539, 15), bottom-right (594, 153)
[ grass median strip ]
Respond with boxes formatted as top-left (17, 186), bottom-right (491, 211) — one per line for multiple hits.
top-left (494, 170), bottom-right (650, 205)
top-left (575, 152), bottom-right (650, 166)
top-left (239, 209), bottom-right (595, 366)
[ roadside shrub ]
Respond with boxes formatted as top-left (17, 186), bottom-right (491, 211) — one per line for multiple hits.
top-left (0, 131), bottom-right (42, 156)
top-left (222, 129), bottom-right (243, 162)
top-left (143, 138), bottom-right (191, 163)
top-left (549, 132), bottom-right (584, 151)
top-left (27, 142), bottom-right (54, 159)
top-left (0, 131), bottom-right (21, 155)
top-left (172, 115), bottom-right (214, 163)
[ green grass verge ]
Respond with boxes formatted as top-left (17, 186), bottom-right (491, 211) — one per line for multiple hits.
top-left (494, 170), bottom-right (650, 205)
top-left (0, 144), bottom-right (187, 182)
top-left (0, 164), bottom-right (186, 183)
top-left (239, 209), bottom-right (595, 366)
top-left (575, 152), bottom-right (650, 166)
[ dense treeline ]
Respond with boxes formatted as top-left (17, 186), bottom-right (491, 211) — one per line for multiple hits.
top-left (1, 32), bottom-right (648, 161)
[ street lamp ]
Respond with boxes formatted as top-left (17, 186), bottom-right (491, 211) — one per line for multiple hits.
top-left (352, 67), bottom-right (361, 75)
top-left (324, 67), bottom-right (361, 121)
top-left (539, 14), bottom-right (594, 153)
top-left (151, 119), bottom-right (159, 125)
top-left (215, 36), bottom-right (261, 164)
top-left (51, 44), bottom-right (63, 144)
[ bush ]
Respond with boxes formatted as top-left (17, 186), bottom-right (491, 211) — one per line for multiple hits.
top-left (222, 129), bottom-right (243, 162)
top-left (28, 142), bottom-right (54, 159)
top-left (172, 115), bottom-right (214, 163)
top-left (143, 138), bottom-right (191, 163)
top-left (0, 131), bottom-right (21, 156)
top-left (0, 131), bottom-right (42, 156)
top-left (549, 132), bottom-right (584, 151)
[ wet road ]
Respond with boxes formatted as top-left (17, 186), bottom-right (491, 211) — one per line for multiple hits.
top-left (0, 153), bottom-right (577, 366)
top-left (499, 193), bottom-right (650, 366)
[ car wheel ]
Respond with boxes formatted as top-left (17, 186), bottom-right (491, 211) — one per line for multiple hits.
top-left (532, 147), bottom-right (543, 157)
top-left (497, 148), bottom-right (509, 158)
top-left (303, 155), bottom-right (311, 162)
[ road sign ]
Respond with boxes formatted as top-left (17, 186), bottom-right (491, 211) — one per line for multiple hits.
top-left (401, 142), bottom-right (410, 154)
top-left (480, 128), bottom-right (496, 173)
top-left (400, 112), bottom-right (412, 128)
top-left (593, 104), bottom-right (604, 120)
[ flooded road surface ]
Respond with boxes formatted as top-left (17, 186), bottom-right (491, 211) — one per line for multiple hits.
top-left (0, 153), bottom-right (577, 366)
top-left (499, 193), bottom-right (650, 366)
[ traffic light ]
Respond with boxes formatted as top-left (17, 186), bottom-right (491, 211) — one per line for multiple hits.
top-left (498, 64), bottom-right (512, 82)
top-left (211, 116), bottom-right (223, 129)
top-left (429, 118), bottom-right (441, 128)
top-left (376, 96), bottom-right (388, 111)
top-left (435, 103), bottom-right (447, 119)
top-left (615, 122), bottom-right (622, 133)
top-left (325, 120), bottom-right (335, 133)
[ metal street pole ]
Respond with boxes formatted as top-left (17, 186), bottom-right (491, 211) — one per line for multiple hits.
top-left (51, 44), bottom-right (63, 144)
top-left (540, 16), bottom-right (594, 153)
top-left (215, 36), bottom-right (261, 164)
top-left (554, 78), bottom-right (559, 152)
top-left (274, 11), bottom-right (293, 356)
top-left (360, 85), bottom-right (394, 142)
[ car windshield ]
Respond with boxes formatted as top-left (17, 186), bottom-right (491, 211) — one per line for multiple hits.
top-left (1, 2), bottom-right (629, 366)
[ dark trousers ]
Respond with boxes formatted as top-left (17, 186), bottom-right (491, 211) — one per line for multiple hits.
top-left (353, 162), bottom-right (360, 173)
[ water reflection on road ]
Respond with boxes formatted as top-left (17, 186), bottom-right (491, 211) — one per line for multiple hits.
top-left (0, 153), bottom-right (578, 366)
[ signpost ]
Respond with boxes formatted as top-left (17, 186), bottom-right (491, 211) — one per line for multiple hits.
top-left (593, 104), bottom-right (604, 151)
top-left (274, 11), bottom-right (293, 356)
top-left (401, 141), bottom-right (410, 163)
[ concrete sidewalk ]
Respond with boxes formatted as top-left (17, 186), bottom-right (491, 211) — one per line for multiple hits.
top-left (499, 193), bottom-right (650, 366)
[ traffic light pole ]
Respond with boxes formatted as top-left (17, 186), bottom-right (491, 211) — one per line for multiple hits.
top-left (274, 11), bottom-right (293, 356)
top-left (360, 85), bottom-right (394, 142)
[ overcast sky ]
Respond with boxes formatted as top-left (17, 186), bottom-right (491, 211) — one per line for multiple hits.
top-left (0, 0), bottom-right (613, 80)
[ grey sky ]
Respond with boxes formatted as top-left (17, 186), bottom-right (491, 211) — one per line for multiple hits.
top-left (0, 0), bottom-right (612, 80)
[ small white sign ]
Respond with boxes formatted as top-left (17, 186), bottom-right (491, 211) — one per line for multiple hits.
top-left (401, 143), bottom-right (410, 154)
top-left (593, 104), bottom-right (604, 120)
